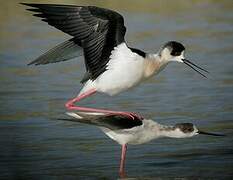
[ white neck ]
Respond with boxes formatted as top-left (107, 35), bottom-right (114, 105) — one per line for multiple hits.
top-left (157, 124), bottom-right (193, 138)
top-left (146, 53), bottom-right (167, 63)
top-left (144, 120), bottom-right (190, 140)
top-left (143, 121), bottom-right (184, 138)
top-left (143, 53), bottom-right (170, 78)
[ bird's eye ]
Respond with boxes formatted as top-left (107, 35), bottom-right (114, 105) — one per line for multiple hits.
top-left (171, 51), bottom-right (181, 56)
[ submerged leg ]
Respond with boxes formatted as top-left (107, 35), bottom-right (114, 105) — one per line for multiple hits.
top-left (65, 89), bottom-right (142, 120)
top-left (119, 144), bottom-right (127, 178)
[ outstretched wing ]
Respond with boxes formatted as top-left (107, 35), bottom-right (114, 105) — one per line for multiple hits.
top-left (22, 3), bottom-right (127, 81)
top-left (27, 38), bottom-right (82, 65)
top-left (62, 112), bottom-right (143, 130)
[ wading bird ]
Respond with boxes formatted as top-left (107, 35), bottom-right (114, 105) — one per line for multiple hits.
top-left (62, 112), bottom-right (224, 177)
top-left (22, 3), bottom-right (208, 119)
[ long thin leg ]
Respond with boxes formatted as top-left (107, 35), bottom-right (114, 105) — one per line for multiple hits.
top-left (65, 89), bottom-right (141, 120)
top-left (119, 144), bottom-right (127, 178)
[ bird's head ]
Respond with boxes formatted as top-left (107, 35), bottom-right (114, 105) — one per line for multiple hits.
top-left (172, 123), bottom-right (225, 138)
top-left (159, 41), bottom-right (209, 77)
top-left (159, 41), bottom-right (185, 63)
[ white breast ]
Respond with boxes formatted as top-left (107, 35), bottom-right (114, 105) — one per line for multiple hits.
top-left (95, 43), bottom-right (145, 95)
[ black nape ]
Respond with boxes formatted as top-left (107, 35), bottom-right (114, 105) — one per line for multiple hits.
top-left (164, 41), bottom-right (185, 56)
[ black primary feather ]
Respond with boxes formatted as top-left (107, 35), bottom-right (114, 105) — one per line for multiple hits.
top-left (27, 38), bottom-right (82, 65)
top-left (21, 3), bottom-right (127, 82)
top-left (63, 112), bottom-right (143, 130)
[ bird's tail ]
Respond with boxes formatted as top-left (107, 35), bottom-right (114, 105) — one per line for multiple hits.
top-left (28, 38), bottom-right (83, 65)
top-left (67, 111), bottom-right (105, 120)
top-left (57, 112), bottom-right (106, 126)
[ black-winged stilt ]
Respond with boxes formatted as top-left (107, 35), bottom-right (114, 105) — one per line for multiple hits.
top-left (22, 3), bottom-right (209, 119)
top-left (62, 112), bottom-right (224, 177)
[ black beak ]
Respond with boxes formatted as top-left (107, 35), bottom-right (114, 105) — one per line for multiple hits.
top-left (182, 59), bottom-right (209, 78)
top-left (198, 130), bottom-right (225, 137)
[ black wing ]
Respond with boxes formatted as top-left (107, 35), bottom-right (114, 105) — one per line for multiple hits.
top-left (22, 3), bottom-right (126, 81)
top-left (27, 38), bottom-right (82, 65)
top-left (62, 112), bottom-right (143, 130)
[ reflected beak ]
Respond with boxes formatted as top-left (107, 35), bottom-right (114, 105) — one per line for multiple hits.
top-left (197, 130), bottom-right (225, 136)
top-left (182, 59), bottom-right (209, 78)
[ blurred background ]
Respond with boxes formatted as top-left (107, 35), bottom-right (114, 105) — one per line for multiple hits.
top-left (0, 0), bottom-right (232, 179)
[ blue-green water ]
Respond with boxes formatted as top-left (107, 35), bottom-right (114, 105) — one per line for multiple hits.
top-left (0, 1), bottom-right (233, 179)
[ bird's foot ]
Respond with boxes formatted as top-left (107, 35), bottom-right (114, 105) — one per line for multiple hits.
top-left (108, 111), bottom-right (143, 120)
top-left (65, 99), bottom-right (143, 120)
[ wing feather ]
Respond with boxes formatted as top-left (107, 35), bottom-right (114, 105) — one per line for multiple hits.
top-left (22, 3), bottom-right (127, 82)
top-left (28, 38), bottom-right (82, 65)
top-left (65, 112), bottom-right (143, 130)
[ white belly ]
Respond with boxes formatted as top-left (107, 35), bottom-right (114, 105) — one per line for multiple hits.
top-left (95, 43), bottom-right (145, 95)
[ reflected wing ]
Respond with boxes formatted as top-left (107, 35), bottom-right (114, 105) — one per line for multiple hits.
top-left (22, 3), bottom-right (126, 81)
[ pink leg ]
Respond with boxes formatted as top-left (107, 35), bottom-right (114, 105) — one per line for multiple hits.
top-left (65, 89), bottom-right (142, 120)
top-left (119, 144), bottom-right (127, 178)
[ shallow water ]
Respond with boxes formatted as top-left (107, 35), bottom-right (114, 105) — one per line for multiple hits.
top-left (0, 0), bottom-right (233, 179)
